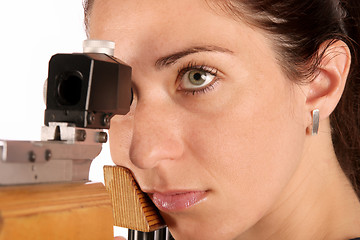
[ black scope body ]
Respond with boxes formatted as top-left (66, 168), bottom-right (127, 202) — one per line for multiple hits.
top-left (45, 53), bottom-right (132, 129)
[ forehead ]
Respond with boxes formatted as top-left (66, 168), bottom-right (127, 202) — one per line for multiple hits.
top-left (88, 0), bottom-right (274, 72)
top-left (88, 0), bottom-right (241, 41)
top-left (89, 0), bottom-right (239, 56)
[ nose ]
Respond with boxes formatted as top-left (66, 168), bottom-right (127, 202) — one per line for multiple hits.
top-left (129, 97), bottom-right (184, 169)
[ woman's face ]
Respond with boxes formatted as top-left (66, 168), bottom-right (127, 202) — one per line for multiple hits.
top-left (90, 0), bottom-right (308, 239)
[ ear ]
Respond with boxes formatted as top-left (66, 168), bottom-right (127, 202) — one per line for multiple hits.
top-left (304, 40), bottom-right (351, 123)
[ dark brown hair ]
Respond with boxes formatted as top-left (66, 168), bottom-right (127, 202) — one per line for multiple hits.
top-left (83, 0), bottom-right (360, 196)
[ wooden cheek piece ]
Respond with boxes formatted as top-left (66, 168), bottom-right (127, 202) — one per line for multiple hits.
top-left (103, 166), bottom-right (166, 232)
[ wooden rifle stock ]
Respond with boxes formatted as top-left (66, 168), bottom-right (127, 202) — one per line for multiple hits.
top-left (0, 182), bottom-right (114, 240)
top-left (0, 166), bottom-right (170, 240)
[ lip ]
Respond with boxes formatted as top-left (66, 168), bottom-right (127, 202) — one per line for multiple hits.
top-left (148, 191), bottom-right (207, 212)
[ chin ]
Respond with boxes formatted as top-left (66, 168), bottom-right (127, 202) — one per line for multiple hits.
top-left (166, 217), bottom-right (246, 240)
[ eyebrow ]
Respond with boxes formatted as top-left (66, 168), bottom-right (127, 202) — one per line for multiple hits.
top-left (155, 45), bottom-right (234, 69)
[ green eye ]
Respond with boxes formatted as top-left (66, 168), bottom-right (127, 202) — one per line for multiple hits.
top-left (188, 70), bottom-right (207, 86)
top-left (181, 69), bottom-right (216, 90)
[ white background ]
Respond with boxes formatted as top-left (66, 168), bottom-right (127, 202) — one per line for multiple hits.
top-left (0, 1), bottom-right (127, 238)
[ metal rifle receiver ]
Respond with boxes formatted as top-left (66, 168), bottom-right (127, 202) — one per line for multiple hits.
top-left (0, 40), bottom-right (132, 185)
top-left (45, 39), bottom-right (132, 129)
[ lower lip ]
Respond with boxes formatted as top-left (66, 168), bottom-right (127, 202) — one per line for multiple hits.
top-left (150, 191), bottom-right (207, 212)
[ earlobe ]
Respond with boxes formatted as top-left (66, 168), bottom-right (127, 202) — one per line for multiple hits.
top-left (305, 40), bottom-right (351, 121)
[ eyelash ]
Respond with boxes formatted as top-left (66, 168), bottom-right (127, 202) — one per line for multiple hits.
top-left (177, 61), bottom-right (220, 95)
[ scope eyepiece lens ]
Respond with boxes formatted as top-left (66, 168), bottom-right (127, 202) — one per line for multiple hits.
top-left (56, 71), bottom-right (83, 106)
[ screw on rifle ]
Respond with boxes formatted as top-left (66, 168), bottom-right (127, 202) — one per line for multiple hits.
top-left (45, 149), bottom-right (52, 161)
top-left (28, 151), bottom-right (36, 163)
top-left (87, 112), bottom-right (95, 124)
top-left (75, 129), bottom-right (87, 142)
top-left (102, 114), bottom-right (111, 127)
top-left (97, 132), bottom-right (108, 143)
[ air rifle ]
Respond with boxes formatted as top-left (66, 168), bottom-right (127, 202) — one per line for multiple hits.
top-left (0, 40), bottom-right (172, 240)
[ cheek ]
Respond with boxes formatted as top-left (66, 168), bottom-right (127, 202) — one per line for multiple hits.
top-left (163, 78), bottom-right (307, 239)
top-left (184, 77), bottom-right (306, 217)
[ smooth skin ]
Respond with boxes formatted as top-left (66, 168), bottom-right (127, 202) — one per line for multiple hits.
top-left (89, 0), bottom-right (360, 239)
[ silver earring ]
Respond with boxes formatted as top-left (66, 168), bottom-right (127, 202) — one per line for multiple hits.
top-left (311, 109), bottom-right (320, 136)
